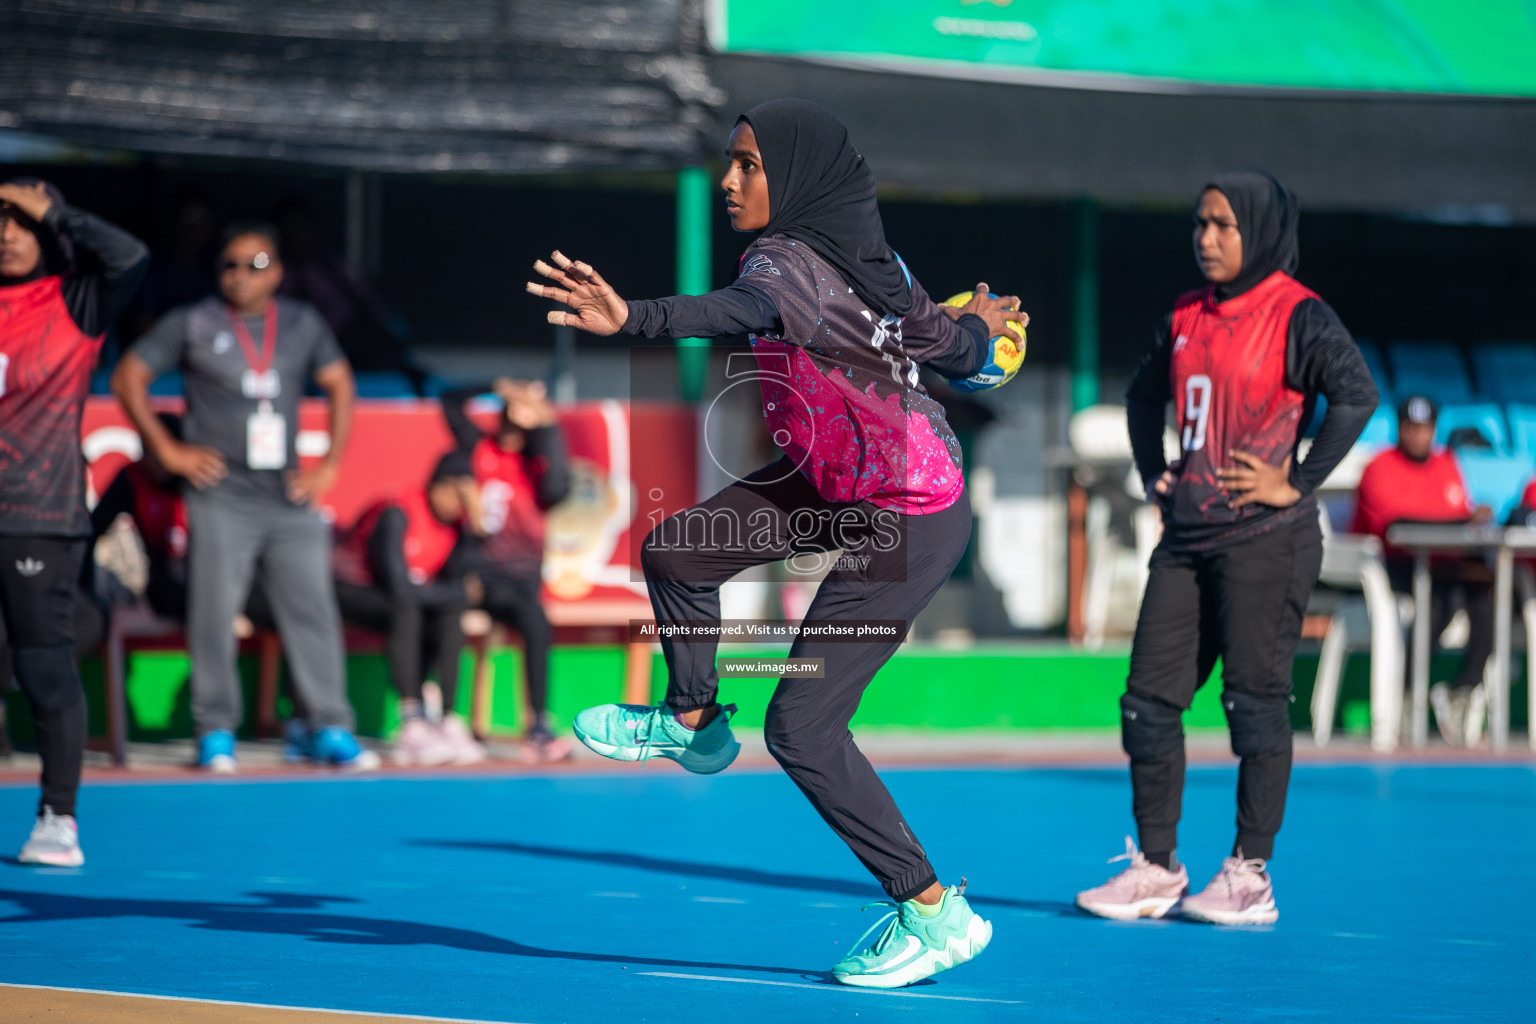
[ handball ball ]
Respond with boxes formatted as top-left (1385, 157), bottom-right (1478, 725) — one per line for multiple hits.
top-left (941, 291), bottom-right (1026, 393)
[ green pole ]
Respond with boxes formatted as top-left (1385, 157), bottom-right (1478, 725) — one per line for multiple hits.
top-left (1071, 198), bottom-right (1100, 412)
top-left (675, 166), bottom-right (712, 402)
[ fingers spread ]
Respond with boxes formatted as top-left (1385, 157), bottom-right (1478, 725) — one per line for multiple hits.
top-left (551, 251), bottom-right (574, 270)
top-left (526, 282), bottom-right (546, 298)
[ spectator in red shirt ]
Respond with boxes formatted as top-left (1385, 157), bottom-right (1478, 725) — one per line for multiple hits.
top-left (1352, 394), bottom-right (1493, 744)
top-left (331, 450), bottom-right (483, 766)
top-left (442, 378), bottom-right (571, 763)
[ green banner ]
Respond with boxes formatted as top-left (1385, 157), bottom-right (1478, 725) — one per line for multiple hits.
top-left (709, 0), bottom-right (1536, 97)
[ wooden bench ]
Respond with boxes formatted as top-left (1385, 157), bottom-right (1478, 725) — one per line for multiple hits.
top-left (96, 597), bottom-right (657, 762)
top-left (465, 596), bottom-right (656, 738)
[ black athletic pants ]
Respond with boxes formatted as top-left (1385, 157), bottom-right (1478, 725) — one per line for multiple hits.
top-left (0, 536), bottom-right (89, 818)
top-left (1122, 515), bottom-right (1323, 863)
top-left (334, 582), bottom-right (467, 709)
top-left (1386, 559), bottom-right (1494, 693)
top-left (642, 458), bottom-right (972, 902)
top-left (480, 576), bottom-right (554, 724)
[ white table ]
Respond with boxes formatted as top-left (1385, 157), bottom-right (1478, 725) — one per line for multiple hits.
top-left (1384, 524), bottom-right (1536, 751)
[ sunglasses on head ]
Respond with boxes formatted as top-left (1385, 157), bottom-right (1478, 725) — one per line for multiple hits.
top-left (220, 252), bottom-right (272, 272)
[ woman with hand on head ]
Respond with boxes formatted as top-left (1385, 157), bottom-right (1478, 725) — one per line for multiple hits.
top-left (0, 178), bottom-right (148, 867)
top-left (1075, 173), bottom-right (1377, 926)
top-left (528, 99), bottom-right (1023, 989)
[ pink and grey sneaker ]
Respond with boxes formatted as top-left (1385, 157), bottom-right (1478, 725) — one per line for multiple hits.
top-left (439, 714), bottom-right (488, 766)
top-left (1179, 852), bottom-right (1278, 925)
top-left (1076, 837), bottom-right (1188, 920)
top-left (391, 716), bottom-right (457, 767)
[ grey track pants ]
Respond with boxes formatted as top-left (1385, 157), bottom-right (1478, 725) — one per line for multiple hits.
top-left (641, 458), bottom-right (972, 902)
top-left (185, 488), bottom-right (353, 733)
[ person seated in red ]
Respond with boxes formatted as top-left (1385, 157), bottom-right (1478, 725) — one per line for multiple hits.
top-left (332, 450), bottom-right (484, 765)
top-left (441, 378), bottom-right (571, 763)
top-left (1352, 394), bottom-right (1493, 745)
top-left (91, 412), bottom-right (192, 620)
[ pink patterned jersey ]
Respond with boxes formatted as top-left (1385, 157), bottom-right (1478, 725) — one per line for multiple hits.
top-left (736, 237), bottom-right (970, 514)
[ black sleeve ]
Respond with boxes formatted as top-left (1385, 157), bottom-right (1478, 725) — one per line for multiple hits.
top-left (524, 424), bottom-right (571, 509)
top-left (89, 471), bottom-right (135, 542)
top-left (43, 204), bottom-right (151, 337)
top-left (921, 314), bottom-right (990, 379)
top-left (1125, 313), bottom-right (1176, 489)
top-left (440, 385), bottom-right (491, 452)
top-left (365, 507), bottom-right (415, 596)
top-left (620, 282), bottom-right (781, 340)
top-left (1284, 298), bottom-right (1380, 496)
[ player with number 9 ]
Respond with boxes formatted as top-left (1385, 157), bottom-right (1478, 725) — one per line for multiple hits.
top-left (1075, 173), bottom-right (1378, 927)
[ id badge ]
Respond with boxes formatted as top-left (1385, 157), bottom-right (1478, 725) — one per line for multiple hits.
top-left (247, 403), bottom-right (287, 470)
top-left (241, 368), bottom-right (281, 400)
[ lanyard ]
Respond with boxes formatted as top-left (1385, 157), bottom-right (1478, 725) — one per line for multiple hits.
top-left (225, 304), bottom-right (277, 375)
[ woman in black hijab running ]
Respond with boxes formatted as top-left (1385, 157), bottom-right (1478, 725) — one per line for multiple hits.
top-left (1075, 173), bottom-right (1377, 925)
top-left (528, 99), bottom-right (1023, 989)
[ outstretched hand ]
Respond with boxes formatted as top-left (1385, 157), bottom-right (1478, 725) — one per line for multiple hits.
top-left (527, 251), bottom-right (628, 336)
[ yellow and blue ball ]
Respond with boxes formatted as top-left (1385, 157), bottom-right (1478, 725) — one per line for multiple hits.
top-left (941, 291), bottom-right (1026, 393)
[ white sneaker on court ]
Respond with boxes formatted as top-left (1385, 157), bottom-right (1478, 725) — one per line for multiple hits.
top-left (18, 807), bottom-right (84, 867)
top-left (391, 716), bottom-right (456, 766)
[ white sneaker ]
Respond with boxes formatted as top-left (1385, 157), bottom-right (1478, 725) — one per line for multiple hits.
top-left (439, 714), bottom-right (487, 765)
top-left (1430, 683), bottom-right (1467, 747)
top-left (19, 807), bottom-right (84, 867)
top-left (1465, 683), bottom-right (1488, 747)
top-left (391, 716), bottom-right (456, 766)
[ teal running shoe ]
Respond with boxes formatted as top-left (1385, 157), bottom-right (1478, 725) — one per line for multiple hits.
top-left (832, 882), bottom-right (993, 989)
top-left (572, 702), bottom-right (740, 775)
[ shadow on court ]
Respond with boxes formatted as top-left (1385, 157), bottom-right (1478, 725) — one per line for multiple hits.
top-left (411, 839), bottom-right (1082, 918)
top-left (0, 888), bottom-right (825, 979)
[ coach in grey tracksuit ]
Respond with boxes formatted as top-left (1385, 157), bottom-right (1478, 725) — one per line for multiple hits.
top-left (113, 222), bottom-right (357, 739)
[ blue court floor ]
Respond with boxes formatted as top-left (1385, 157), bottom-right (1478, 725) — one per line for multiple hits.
top-left (1, 762), bottom-right (1533, 1023)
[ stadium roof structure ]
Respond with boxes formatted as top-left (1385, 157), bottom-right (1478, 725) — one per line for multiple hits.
top-left (706, 0), bottom-right (1536, 222)
top-left (3, 0), bottom-right (1534, 222)
top-left (0, 0), bottom-right (722, 175)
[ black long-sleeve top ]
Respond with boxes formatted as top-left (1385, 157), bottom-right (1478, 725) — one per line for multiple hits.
top-left (38, 202), bottom-right (151, 337)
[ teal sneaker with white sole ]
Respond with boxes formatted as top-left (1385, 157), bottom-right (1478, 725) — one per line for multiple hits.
top-left (832, 882), bottom-right (992, 989)
top-left (572, 702), bottom-right (740, 775)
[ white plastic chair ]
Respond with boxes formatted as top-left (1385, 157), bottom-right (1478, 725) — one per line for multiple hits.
top-left (1310, 518), bottom-right (1407, 751)
top-left (1069, 405), bottom-right (1175, 648)
top-left (1517, 565), bottom-right (1536, 749)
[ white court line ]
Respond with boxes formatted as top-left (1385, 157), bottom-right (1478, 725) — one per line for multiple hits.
top-left (693, 896), bottom-right (747, 904)
top-left (591, 891), bottom-right (641, 898)
top-left (638, 972), bottom-right (1021, 1004)
top-left (0, 983), bottom-right (533, 1023)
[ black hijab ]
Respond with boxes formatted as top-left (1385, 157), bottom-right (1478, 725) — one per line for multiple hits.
top-left (739, 99), bottom-right (912, 318)
top-left (1204, 171), bottom-right (1298, 301)
top-left (0, 177), bottom-right (72, 284)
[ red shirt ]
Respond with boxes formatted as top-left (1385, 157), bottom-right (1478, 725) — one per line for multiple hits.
top-left (1165, 271), bottom-right (1317, 548)
top-left (472, 436), bottom-right (549, 576)
top-left (126, 462), bottom-right (188, 559)
top-left (1353, 447), bottom-right (1471, 552)
top-left (0, 276), bottom-right (102, 536)
top-left (333, 487), bottom-right (458, 588)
